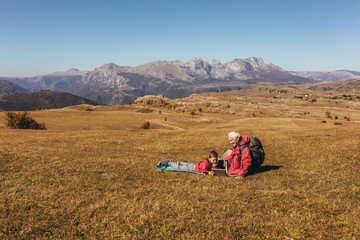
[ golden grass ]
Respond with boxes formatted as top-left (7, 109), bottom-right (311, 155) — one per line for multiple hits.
top-left (1, 88), bottom-right (360, 239)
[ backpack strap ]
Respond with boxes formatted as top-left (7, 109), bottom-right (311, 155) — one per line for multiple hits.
top-left (240, 144), bottom-right (249, 151)
top-left (238, 144), bottom-right (249, 156)
top-left (237, 144), bottom-right (250, 164)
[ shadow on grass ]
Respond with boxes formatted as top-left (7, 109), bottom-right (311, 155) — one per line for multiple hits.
top-left (249, 165), bottom-right (283, 176)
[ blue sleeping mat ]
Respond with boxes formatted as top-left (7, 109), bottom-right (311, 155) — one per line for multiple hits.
top-left (155, 165), bottom-right (237, 177)
top-left (155, 165), bottom-right (203, 174)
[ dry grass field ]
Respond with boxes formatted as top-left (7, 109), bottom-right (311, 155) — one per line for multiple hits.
top-left (1, 86), bottom-right (360, 239)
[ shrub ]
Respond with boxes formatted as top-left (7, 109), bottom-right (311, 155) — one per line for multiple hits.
top-left (5, 112), bottom-right (46, 130)
top-left (311, 98), bottom-right (317, 102)
top-left (325, 111), bottom-right (331, 118)
top-left (84, 107), bottom-right (95, 111)
top-left (141, 121), bottom-right (150, 129)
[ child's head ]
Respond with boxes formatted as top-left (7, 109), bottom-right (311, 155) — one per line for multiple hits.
top-left (209, 150), bottom-right (218, 166)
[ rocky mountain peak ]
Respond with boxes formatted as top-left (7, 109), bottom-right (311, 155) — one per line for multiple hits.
top-left (227, 59), bottom-right (254, 71)
top-left (228, 57), bottom-right (282, 72)
top-left (207, 59), bottom-right (221, 67)
top-left (246, 57), bottom-right (264, 63)
top-left (182, 58), bottom-right (208, 70)
top-left (97, 63), bottom-right (121, 71)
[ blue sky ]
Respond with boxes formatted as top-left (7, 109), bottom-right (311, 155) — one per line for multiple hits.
top-left (1, 0), bottom-right (359, 77)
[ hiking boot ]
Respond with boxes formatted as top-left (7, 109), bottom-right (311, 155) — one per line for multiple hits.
top-left (158, 160), bottom-right (169, 166)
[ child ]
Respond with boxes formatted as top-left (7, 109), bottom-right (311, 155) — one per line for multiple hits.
top-left (158, 151), bottom-right (218, 175)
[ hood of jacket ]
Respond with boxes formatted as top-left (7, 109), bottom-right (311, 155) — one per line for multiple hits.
top-left (238, 135), bottom-right (250, 147)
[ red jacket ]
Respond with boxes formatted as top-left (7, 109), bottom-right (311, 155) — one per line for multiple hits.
top-left (194, 158), bottom-right (212, 174)
top-left (225, 135), bottom-right (252, 177)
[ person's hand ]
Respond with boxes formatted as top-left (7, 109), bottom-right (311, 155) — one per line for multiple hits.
top-left (209, 171), bottom-right (215, 176)
top-left (235, 176), bottom-right (244, 179)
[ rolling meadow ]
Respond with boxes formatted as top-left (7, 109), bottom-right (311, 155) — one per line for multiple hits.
top-left (1, 86), bottom-right (360, 239)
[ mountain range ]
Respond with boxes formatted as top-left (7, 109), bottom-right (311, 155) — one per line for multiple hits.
top-left (2, 57), bottom-right (360, 106)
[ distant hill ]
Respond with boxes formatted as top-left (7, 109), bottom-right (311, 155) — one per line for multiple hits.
top-left (290, 70), bottom-right (360, 81)
top-left (299, 78), bottom-right (360, 91)
top-left (5, 68), bottom-right (88, 92)
top-left (0, 90), bottom-right (100, 111)
top-left (0, 79), bottom-right (28, 94)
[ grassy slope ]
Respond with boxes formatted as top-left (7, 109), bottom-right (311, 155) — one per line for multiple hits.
top-left (0, 87), bottom-right (359, 239)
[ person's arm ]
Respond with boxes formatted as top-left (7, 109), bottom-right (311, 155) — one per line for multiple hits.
top-left (237, 147), bottom-right (252, 178)
top-left (196, 160), bottom-right (211, 174)
top-left (225, 153), bottom-right (233, 161)
top-left (225, 147), bottom-right (238, 162)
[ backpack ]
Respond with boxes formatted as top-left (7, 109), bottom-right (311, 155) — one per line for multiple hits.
top-left (239, 137), bottom-right (265, 170)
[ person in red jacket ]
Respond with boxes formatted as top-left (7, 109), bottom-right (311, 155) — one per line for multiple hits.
top-left (224, 131), bottom-right (252, 179)
top-left (158, 151), bottom-right (219, 175)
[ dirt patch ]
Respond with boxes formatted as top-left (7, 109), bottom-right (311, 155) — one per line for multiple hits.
top-left (136, 108), bottom-right (153, 113)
